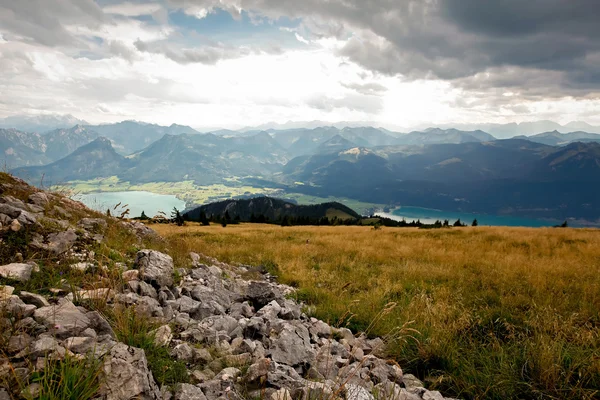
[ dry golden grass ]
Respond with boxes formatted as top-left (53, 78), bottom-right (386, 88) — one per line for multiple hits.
top-left (156, 223), bottom-right (600, 399)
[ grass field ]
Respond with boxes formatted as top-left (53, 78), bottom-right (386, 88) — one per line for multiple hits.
top-left (152, 223), bottom-right (600, 400)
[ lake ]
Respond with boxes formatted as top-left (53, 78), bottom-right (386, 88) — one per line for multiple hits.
top-left (377, 206), bottom-right (557, 227)
top-left (73, 191), bottom-right (186, 219)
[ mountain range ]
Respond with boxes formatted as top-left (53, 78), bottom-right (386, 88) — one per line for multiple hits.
top-left (3, 118), bottom-right (600, 222)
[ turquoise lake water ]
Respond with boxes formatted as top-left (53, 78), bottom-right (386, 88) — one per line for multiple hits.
top-left (73, 191), bottom-right (186, 219)
top-left (377, 206), bottom-right (558, 227)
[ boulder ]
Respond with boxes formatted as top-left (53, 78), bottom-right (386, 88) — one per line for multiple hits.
top-left (63, 336), bottom-right (96, 354)
top-left (32, 230), bottom-right (78, 255)
top-left (0, 263), bottom-right (33, 282)
top-left (345, 384), bottom-right (375, 400)
top-left (173, 383), bottom-right (207, 400)
top-left (269, 322), bottom-right (315, 366)
top-left (19, 291), bottom-right (50, 308)
top-left (136, 250), bottom-right (174, 287)
top-left (28, 192), bottom-right (51, 207)
top-left (246, 281), bottom-right (281, 308)
top-left (121, 221), bottom-right (160, 241)
top-left (100, 343), bottom-right (161, 400)
top-left (152, 325), bottom-right (173, 347)
top-left (78, 218), bottom-right (108, 232)
top-left (33, 298), bottom-right (91, 338)
top-left (0, 285), bottom-right (14, 301)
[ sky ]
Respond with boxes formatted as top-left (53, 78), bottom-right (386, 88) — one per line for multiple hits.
top-left (1, 0), bottom-right (600, 129)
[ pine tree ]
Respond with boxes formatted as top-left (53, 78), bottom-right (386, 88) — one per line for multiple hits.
top-left (472, 218), bottom-right (478, 227)
top-left (171, 207), bottom-right (185, 226)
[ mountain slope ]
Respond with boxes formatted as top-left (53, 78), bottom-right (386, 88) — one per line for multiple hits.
top-left (0, 129), bottom-right (49, 167)
top-left (184, 197), bottom-right (361, 221)
top-left (43, 125), bottom-right (99, 160)
top-left (85, 121), bottom-right (201, 154)
top-left (281, 140), bottom-right (600, 219)
top-left (121, 132), bottom-right (289, 184)
top-left (515, 131), bottom-right (600, 146)
top-left (395, 128), bottom-right (496, 145)
top-left (12, 137), bottom-right (130, 184)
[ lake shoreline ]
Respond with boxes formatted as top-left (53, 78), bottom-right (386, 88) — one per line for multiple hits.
top-left (375, 206), bottom-right (563, 227)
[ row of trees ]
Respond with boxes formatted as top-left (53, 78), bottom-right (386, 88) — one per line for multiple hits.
top-left (186, 210), bottom-right (478, 229)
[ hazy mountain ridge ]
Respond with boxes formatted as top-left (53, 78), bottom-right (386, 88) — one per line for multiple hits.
top-left (11, 137), bottom-right (131, 184)
top-left (4, 118), bottom-right (600, 220)
top-left (1, 125), bottom-right (100, 168)
top-left (0, 114), bottom-right (88, 133)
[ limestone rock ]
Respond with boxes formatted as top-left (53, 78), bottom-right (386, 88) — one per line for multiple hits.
top-left (0, 263), bottom-right (34, 282)
top-left (136, 250), bottom-right (174, 287)
top-left (269, 322), bottom-right (315, 366)
top-left (100, 343), bottom-right (161, 400)
top-left (10, 219), bottom-right (21, 232)
top-left (33, 298), bottom-right (91, 338)
top-left (345, 384), bottom-right (375, 400)
top-left (28, 192), bottom-right (51, 207)
top-left (173, 383), bottom-right (207, 400)
top-left (152, 325), bottom-right (173, 347)
top-left (0, 285), bottom-right (14, 300)
top-left (246, 281), bottom-right (281, 308)
top-left (78, 218), bottom-right (108, 232)
top-left (19, 291), bottom-right (50, 308)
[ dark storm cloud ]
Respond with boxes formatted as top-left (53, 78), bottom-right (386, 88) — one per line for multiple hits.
top-left (170, 0), bottom-right (600, 96)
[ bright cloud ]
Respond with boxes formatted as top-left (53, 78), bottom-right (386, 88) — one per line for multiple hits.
top-left (1, 0), bottom-right (600, 129)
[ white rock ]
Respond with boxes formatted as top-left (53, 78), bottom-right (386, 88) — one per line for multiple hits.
top-left (0, 263), bottom-right (34, 282)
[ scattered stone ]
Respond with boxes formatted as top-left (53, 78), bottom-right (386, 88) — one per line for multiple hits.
top-left (79, 218), bottom-right (108, 232)
top-left (28, 192), bottom-right (51, 207)
top-left (403, 374), bottom-right (424, 390)
top-left (136, 250), bottom-right (174, 287)
top-left (153, 325), bottom-right (173, 347)
top-left (19, 291), bottom-right (50, 308)
top-left (100, 343), bottom-right (161, 400)
top-left (246, 281), bottom-right (281, 308)
top-left (173, 343), bottom-right (194, 362)
top-left (122, 269), bottom-right (139, 281)
top-left (0, 285), bottom-right (14, 300)
top-left (10, 219), bottom-right (21, 232)
top-left (34, 298), bottom-right (91, 338)
top-left (63, 336), bottom-right (96, 354)
top-left (0, 263), bottom-right (34, 282)
top-left (173, 383), bottom-right (207, 400)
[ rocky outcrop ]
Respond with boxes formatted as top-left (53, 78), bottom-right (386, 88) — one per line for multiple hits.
top-left (0, 263), bottom-right (34, 282)
top-left (136, 250), bottom-right (174, 288)
top-left (0, 175), bottom-right (456, 400)
top-left (100, 343), bottom-right (161, 400)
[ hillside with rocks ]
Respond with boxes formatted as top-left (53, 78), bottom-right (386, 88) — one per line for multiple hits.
top-left (0, 172), bottom-right (455, 400)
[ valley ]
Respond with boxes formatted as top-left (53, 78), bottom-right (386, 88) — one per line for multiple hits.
top-left (4, 120), bottom-right (600, 224)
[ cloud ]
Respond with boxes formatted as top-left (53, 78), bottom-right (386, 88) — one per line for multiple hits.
top-left (166, 0), bottom-right (600, 97)
top-left (342, 82), bottom-right (388, 96)
top-left (0, 0), bottom-right (104, 47)
top-left (103, 2), bottom-right (162, 17)
top-left (307, 93), bottom-right (384, 114)
top-left (134, 38), bottom-right (252, 64)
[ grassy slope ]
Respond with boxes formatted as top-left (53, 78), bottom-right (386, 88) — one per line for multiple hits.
top-left (153, 223), bottom-right (600, 400)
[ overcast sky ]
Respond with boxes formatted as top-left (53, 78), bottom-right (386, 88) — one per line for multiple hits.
top-left (1, 0), bottom-right (599, 129)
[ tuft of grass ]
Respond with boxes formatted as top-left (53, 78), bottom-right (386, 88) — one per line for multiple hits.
top-left (31, 352), bottom-right (104, 400)
top-left (153, 222), bottom-right (600, 400)
top-left (103, 305), bottom-right (189, 386)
